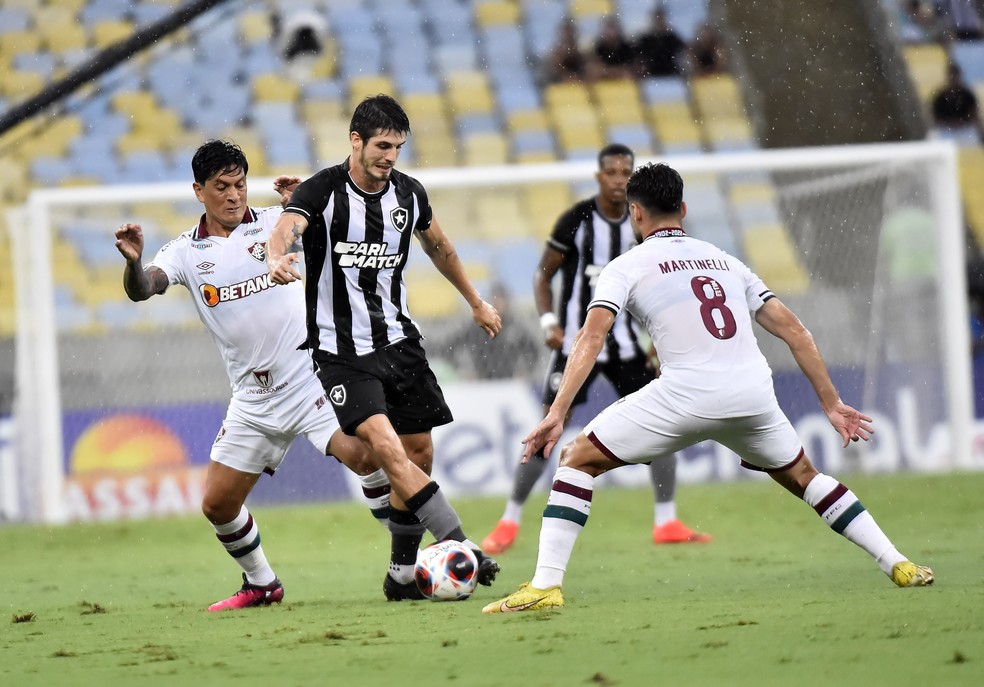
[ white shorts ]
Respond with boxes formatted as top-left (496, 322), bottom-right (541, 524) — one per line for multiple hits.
top-left (211, 375), bottom-right (339, 475)
top-left (583, 380), bottom-right (803, 472)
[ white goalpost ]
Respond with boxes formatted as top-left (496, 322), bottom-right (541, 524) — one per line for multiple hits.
top-left (7, 139), bottom-right (974, 524)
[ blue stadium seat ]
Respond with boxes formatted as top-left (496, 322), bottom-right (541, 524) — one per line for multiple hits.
top-left (0, 8), bottom-right (30, 34)
top-left (951, 41), bottom-right (984, 82)
top-left (641, 77), bottom-right (689, 104)
top-left (30, 157), bottom-right (74, 186)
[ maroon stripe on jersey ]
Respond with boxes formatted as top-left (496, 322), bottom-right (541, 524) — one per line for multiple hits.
top-left (362, 485), bottom-right (391, 498)
top-left (551, 479), bottom-right (594, 502)
top-left (813, 482), bottom-right (848, 517)
top-left (587, 431), bottom-right (630, 465)
top-left (216, 514), bottom-right (254, 543)
top-left (739, 448), bottom-right (804, 473)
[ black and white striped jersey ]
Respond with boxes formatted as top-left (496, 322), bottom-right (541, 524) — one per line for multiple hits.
top-left (548, 197), bottom-right (646, 363)
top-left (284, 159), bottom-right (433, 357)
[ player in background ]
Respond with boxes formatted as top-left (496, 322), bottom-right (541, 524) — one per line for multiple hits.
top-left (115, 140), bottom-right (393, 611)
top-left (267, 94), bottom-right (502, 601)
top-left (482, 144), bottom-right (709, 555)
top-left (484, 162), bottom-right (934, 614)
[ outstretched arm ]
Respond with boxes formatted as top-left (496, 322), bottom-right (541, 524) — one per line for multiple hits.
top-left (523, 306), bottom-right (615, 460)
top-left (417, 215), bottom-right (501, 338)
top-left (115, 223), bottom-right (168, 302)
top-left (267, 211), bottom-right (308, 284)
top-left (755, 297), bottom-right (873, 447)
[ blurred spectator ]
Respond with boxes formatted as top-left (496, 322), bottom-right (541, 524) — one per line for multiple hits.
top-left (443, 282), bottom-right (541, 382)
top-left (689, 23), bottom-right (728, 76)
top-left (277, 10), bottom-right (327, 63)
top-left (931, 63), bottom-right (982, 139)
top-left (898, 0), bottom-right (946, 42)
top-left (634, 8), bottom-right (688, 78)
top-left (939, 0), bottom-right (984, 40)
top-left (544, 18), bottom-right (587, 84)
top-left (587, 17), bottom-right (636, 81)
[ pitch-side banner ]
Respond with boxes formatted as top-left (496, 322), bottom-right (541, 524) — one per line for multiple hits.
top-left (57, 373), bottom-right (984, 522)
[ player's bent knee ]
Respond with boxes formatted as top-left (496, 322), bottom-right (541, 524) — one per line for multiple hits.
top-left (558, 434), bottom-right (611, 477)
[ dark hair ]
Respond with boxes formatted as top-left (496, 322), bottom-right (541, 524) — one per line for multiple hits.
top-left (598, 142), bottom-right (634, 168)
top-left (626, 162), bottom-right (684, 215)
top-left (191, 140), bottom-right (248, 185)
top-left (349, 94), bottom-right (411, 142)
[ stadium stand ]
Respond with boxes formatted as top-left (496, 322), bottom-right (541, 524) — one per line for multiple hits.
top-left (2, 0), bottom-right (982, 338)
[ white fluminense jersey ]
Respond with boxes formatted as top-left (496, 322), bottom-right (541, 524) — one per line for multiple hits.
top-left (148, 206), bottom-right (315, 402)
top-left (590, 229), bottom-right (778, 417)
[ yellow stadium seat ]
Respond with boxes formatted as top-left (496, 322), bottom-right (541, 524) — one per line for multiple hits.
top-left (464, 132), bottom-right (509, 166)
top-left (507, 108), bottom-right (550, 132)
top-left (91, 20), bottom-right (134, 49)
top-left (592, 79), bottom-right (645, 126)
top-left (570, 0), bottom-right (612, 18)
top-left (691, 74), bottom-right (745, 121)
top-left (959, 148), bottom-right (984, 247)
top-left (35, 5), bottom-right (77, 28)
top-left (239, 11), bottom-right (272, 44)
top-left (1, 71), bottom-right (44, 101)
top-left (476, 1), bottom-right (521, 26)
top-left (523, 183), bottom-right (573, 238)
top-left (254, 73), bottom-right (301, 102)
top-left (406, 269), bottom-right (464, 319)
top-left (476, 191), bottom-right (531, 238)
top-left (43, 24), bottom-right (87, 53)
top-left (349, 75), bottom-right (395, 110)
top-left (403, 93), bottom-right (452, 136)
top-left (728, 181), bottom-right (776, 204)
top-left (545, 82), bottom-right (591, 110)
top-left (302, 100), bottom-right (345, 125)
top-left (412, 133), bottom-right (459, 167)
top-left (312, 122), bottom-right (355, 164)
top-left (307, 49), bottom-right (337, 80)
top-left (112, 90), bottom-right (157, 116)
top-left (903, 43), bottom-right (949, 106)
top-left (742, 224), bottom-right (810, 294)
top-left (0, 31), bottom-right (42, 56)
top-left (704, 117), bottom-right (754, 147)
top-left (446, 71), bottom-right (494, 115)
top-left (0, 156), bottom-right (28, 199)
top-left (429, 190), bottom-right (470, 233)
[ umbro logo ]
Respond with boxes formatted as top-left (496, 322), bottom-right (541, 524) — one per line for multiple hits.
top-left (329, 385), bottom-right (346, 406)
top-left (390, 207), bottom-right (409, 232)
top-left (197, 261), bottom-right (215, 270)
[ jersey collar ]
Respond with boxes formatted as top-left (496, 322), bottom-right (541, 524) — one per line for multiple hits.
top-left (194, 207), bottom-right (258, 240)
top-left (343, 157), bottom-right (391, 199)
top-left (644, 227), bottom-right (686, 241)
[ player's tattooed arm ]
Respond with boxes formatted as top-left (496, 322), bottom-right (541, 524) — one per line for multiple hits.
top-left (267, 211), bottom-right (308, 284)
top-left (123, 264), bottom-right (168, 302)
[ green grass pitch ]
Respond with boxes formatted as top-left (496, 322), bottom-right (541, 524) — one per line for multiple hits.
top-left (2, 470), bottom-right (982, 687)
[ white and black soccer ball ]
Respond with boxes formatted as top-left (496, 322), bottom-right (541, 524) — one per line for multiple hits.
top-left (414, 541), bottom-right (479, 601)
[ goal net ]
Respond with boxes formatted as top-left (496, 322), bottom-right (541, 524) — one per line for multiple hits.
top-left (6, 140), bottom-right (974, 523)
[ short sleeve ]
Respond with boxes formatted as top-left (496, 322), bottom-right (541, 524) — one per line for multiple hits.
top-left (547, 205), bottom-right (583, 254)
top-left (146, 237), bottom-right (185, 290)
top-left (284, 169), bottom-right (334, 220)
top-left (588, 259), bottom-right (630, 317)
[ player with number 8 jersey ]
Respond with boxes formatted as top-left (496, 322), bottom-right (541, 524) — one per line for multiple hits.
top-left (593, 226), bottom-right (779, 420)
top-left (484, 161), bottom-right (933, 614)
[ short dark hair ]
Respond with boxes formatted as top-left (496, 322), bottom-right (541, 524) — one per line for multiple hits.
top-left (191, 140), bottom-right (248, 185)
top-left (626, 162), bottom-right (684, 215)
top-left (350, 94), bottom-right (411, 142)
top-left (598, 142), bottom-right (634, 168)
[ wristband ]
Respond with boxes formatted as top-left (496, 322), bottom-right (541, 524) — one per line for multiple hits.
top-left (540, 312), bottom-right (559, 336)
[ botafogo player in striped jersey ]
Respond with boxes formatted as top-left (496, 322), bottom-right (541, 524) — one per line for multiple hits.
top-left (267, 94), bottom-right (503, 601)
top-left (482, 143), bottom-right (710, 556)
top-left (115, 140), bottom-right (395, 611)
top-left (485, 162), bottom-right (934, 614)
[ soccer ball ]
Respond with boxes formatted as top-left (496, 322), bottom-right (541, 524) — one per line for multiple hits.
top-left (414, 541), bottom-right (479, 601)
